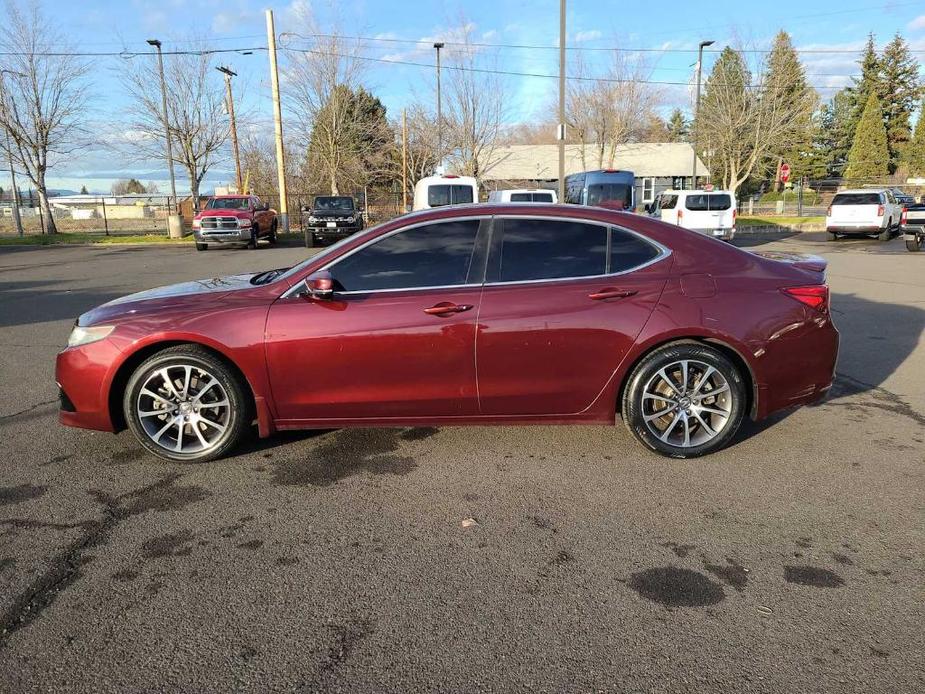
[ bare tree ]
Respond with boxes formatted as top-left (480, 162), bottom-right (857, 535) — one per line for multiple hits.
top-left (399, 104), bottom-right (439, 187)
top-left (0, 1), bottom-right (90, 234)
top-left (122, 46), bottom-right (227, 208)
top-left (441, 29), bottom-right (506, 181)
top-left (567, 53), bottom-right (662, 170)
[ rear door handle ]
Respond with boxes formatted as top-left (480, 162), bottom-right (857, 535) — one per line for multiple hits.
top-left (423, 302), bottom-right (474, 316)
top-left (588, 288), bottom-right (638, 301)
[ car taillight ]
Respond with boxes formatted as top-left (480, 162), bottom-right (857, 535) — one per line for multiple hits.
top-left (677, 209), bottom-right (683, 224)
top-left (826, 205), bottom-right (832, 217)
top-left (782, 285), bottom-right (829, 313)
top-left (901, 207), bottom-right (907, 224)
top-left (877, 204), bottom-right (884, 217)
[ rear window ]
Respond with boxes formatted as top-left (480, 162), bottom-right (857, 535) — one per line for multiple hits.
top-left (587, 183), bottom-right (632, 210)
top-left (684, 194), bottom-right (732, 211)
top-left (509, 192), bottom-right (554, 202)
top-left (832, 193), bottom-right (882, 205)
top-left (428, 185), bottom-right (474, 207)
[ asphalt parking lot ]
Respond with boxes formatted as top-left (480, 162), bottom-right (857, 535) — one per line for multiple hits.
top-left (1, 232), bottom-right (923, 693)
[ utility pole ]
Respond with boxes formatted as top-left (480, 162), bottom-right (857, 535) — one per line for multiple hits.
top-left (0, 69), bottom-right (25, 236)
top-left (401, 108), bottom-right (408, 212)
top-left (216, 66), bottom-right (243, 193)
top-left (692, 39), bottom-right (714, 189)
top-left (146, 40), bottom-right (179, 216)
top-left (433, 42), bottom-right (444, 174)
top-left (266, 9), bottom-right (289, 232)
top-left (557, 0), bottom-right (566, 204)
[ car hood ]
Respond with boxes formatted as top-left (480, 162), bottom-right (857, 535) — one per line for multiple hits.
top-left (312, 209), bottom-right (355, 216)
top-left (198, 210), bottom-right (250, 218)
top-left (78, 273), bottom-right (259, 326)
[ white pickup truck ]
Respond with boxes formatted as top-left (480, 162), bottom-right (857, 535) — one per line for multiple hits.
top-left (901, 202), bottom-right (925, 252)
top-left (826, 189), bottom-right (902, 241)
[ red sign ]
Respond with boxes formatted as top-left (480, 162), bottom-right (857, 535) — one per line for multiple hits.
top-left (780, 163), bottom-right (791, 183)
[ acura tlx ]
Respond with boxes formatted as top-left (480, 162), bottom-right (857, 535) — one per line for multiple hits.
top-left (57, 204), bottom-right (838, 462)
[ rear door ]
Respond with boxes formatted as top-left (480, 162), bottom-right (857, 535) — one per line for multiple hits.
top-left (475, 216), bottom-right (671, 416)
top-left (265, 217), bottom-right (487, 420)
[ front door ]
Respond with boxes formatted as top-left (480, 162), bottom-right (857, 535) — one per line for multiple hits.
top-left (265, 217), bottom-right (486, 421)
top-left (476, 216), bottom-right (670, 416)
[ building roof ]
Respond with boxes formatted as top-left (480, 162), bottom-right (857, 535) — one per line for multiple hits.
top-left (479, 142), bottom-right (709, 181)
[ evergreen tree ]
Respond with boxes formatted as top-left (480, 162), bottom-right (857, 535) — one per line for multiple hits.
top-left (666, 108), bottom-right (688, 142)
top-left (845, 92), bottom-right (889, 180)
top-left (815, 89), bottom-right (855, 178)
top-left (908, 107), bottom-right (925, 177)
top-left (847, 34), bottom-right (881, 136)
top-left (79, 185), bottom-right (88, 195)
top-left (877, 34), bottom-right (921, 172)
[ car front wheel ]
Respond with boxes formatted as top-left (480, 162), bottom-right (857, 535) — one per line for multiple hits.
top-left (622, 343), bottom-right (746, 458)
top-left (123, 346), bottom-right (250, 462)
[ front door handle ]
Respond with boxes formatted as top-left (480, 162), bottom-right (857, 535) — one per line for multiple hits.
top-left (588, 288), bottom-right (638, 301)
top-left (423, 302), bottom-right (474, 316)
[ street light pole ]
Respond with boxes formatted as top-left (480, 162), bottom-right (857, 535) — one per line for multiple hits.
top-left (692, 39), bottom-right (714, 189)
top-left (433, 42), bottom-right (444, 174)
top-left (147, 39), bottom-right (181, 223)
top-left (557, 0), bottom-right (566, 204)
top-left (216, 66), bottom-right (243, 193)
top-left (0, 70), bottom-right (25, 236)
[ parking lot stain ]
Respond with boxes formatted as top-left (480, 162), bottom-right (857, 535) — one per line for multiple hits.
top-left (550, 550), bottom-right (575, 566)
top-left (629, 567), bottom-right (725, 607)
top-left (42, 454), bottom-right (72, 466)
top-left (108, 448), bottom-right (146, 465)
top-left (277, 556), bottom-right (299, 566)
top-left (784, 565), bottom-right (845, 588)
top-left (111, 569), bottom-right (138, 582)
top-left (0, 484), bottom-right (47, 507)
top-left (832, 552), bottom-right (854, 565)
top-left (399, 427), bottom-right (439, 441)
top-left (0, 558), bottom-right (15, 573)
top-left (313, 618), bottom-right (376, 681)
top-left (237, 539), bottom-right (263, 551)
top-left (270, 429), bottom-right (416, 487)
top-left (866, 569), bottom-right (892, 576)
top-left (704, 559), bottom-right (749, 592)
top-left (661, 541), bottom-right (697, 558)
top-left (0, 474), bottom-right (210, 645)
top-left (869, 647), bottom-right (890, 658)
top-left (141, 530), bottom-right (195, 559)
top-left (530, 514), bottom-right (557, 533)
top-left (796, 537), bottom-right (813, 548)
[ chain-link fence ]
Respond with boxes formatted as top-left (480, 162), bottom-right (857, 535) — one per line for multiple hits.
top-left (256, 191), bottom-right (405, 231)
top-left (0, 194), bottom-right (178, 236)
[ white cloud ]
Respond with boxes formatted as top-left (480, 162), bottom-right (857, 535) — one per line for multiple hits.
top-left (574, 30), bottom-right (602, 43)
top-left (909, 15), bottom-right (925, 31)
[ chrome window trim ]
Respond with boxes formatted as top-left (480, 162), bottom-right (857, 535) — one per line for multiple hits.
top-left (280, 215), bottom-right (489, 299)
top-left (280, 213), bottom-right (670, 298)
top-left (483, 214), bottom-right (671, 288)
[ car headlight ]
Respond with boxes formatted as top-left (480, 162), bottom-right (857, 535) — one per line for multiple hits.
top-left (308, 216), bottom-right (318, 223)
top-left (345, 216), bottom-right (355, 223)
top-left (192, 218), bottom-right (201, 228)
top-left (239, 218), bottom-right (251, 227)
top-left (67, 324), bottom-right (115, 348)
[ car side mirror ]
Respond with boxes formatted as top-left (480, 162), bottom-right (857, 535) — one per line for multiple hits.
top-left (303, 270), bottom-right (334, 300)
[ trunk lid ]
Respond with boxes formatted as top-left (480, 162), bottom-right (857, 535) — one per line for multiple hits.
top-left (749, 250), bottom-right (828, 281)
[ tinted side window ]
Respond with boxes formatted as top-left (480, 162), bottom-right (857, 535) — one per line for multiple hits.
top-left (610, 228), bottom-right (661, 273)
top-left (428, 185), bottom-right (452, 207)
top-left (331, 220), bottom-right (480, 291)
top-left (510, 193), bottom-right (531, 202)
top-left (684, 194), bottom-right (731, 211)
top-left (532, 192), bottom-right (554, 202)
top-left (660, 194), bottom-right (678, 210)
top-left (498, 219), bottom-right (606, 282)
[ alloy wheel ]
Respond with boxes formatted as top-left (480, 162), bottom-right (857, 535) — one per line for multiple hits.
top-left (640, 359), bottom-right (733, 448)
top-left (135, 364), bottom-right (231, 454)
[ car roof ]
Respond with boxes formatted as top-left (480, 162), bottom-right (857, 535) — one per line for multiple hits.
top-left (661, 189), bottom-right (733, 195)
top-left (212, 194), bottom-right (249, 198)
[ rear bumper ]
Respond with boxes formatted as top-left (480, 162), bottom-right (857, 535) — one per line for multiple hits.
top-left (690, 227), bottom-right (735, 241)
top-left (826, 224), bottom-right (882, 234)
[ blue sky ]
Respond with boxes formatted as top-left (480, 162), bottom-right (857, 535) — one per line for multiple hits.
top-left (16, 0), bottom-right (925, 192)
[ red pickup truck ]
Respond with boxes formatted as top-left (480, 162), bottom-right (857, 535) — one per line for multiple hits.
top-left (192, 195), bottom-right (278, 251)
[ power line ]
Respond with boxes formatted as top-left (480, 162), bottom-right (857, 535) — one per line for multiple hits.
top-left (281, 31), bottom-right (925, 55)
top-left (0, 46), bottom-right (267, 58)
top-left (281, 46), bottom-right (847, 92)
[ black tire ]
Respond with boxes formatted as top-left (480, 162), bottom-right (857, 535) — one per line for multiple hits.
top-left (907, 237), bottom-right (923, 252)
top-left (827, 231), bottom-right (838, 241)
top-left (248, 226), bottom-right (258, 249)
top-left (621, 342), bottom-right (747, 458)
top-left (123, 345), bottom-right (251, 463)
top-left (196, 242), bottom-right (208, 251)
top-left (268, 221), bottom-right (277, 245)
top-left (304, 229), bottom-right (315, 248)
top-left (878, 224), bottom-right (891, 242)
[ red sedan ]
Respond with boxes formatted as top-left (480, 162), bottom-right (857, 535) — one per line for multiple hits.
top-left (56, 204), bottom-right (838, 462)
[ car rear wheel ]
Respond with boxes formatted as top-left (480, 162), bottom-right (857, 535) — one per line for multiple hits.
top-left (268, 221), bottom-right (277, 245)
top-left (879, 224), bottom-right (891, 241)
top-left (907, 236), bottom-right (923, 252)
top-left (196, 242), bottom-right (208, 251)
top-left (123, 346), bottom-right (250, 463)
top-left (622, 343), bottom-right (746, 458)
top-left (827, 231), bottom-right (838, 241)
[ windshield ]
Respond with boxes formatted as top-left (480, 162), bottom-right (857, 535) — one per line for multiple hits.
top-left (314, 197), bottom-right (355, 211)
top-left (206, 197), bottom-right (250, 210)
top-left (587, 183), bottom-right (632, 210)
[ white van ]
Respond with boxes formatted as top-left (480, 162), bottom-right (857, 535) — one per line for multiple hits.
top-left (649, 189), bottom-right (737, 241)
top-left (826, 189), bottom-right (901, 241)
top-left (412, 175), bottom-right (479, 211)
top-left (487, 188), bottom-right (558, 203)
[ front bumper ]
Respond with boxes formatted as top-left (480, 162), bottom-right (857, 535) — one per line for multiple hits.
top-left (56, 339), bottom-right (123, 432)
top-left (194, 228), bottom-right (251, 245)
